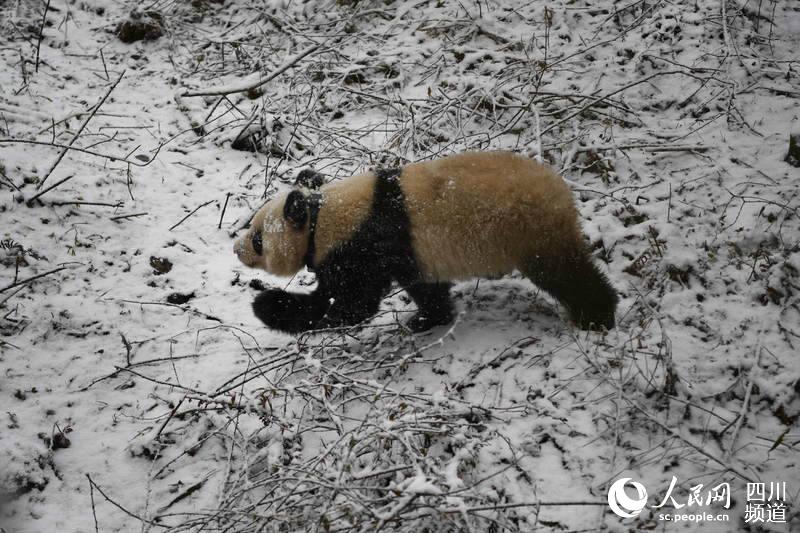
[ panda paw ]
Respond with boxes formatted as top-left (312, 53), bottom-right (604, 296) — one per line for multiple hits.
top-left (572, 308), bottom-right (615, 331)
top-left (252, 289), bottom-right (324, 333)
top-left (406, 311), bottom-right (453, 333)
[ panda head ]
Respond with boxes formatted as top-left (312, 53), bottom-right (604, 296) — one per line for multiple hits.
top-left (234, 189), bottom-right (314, 276)
top-left (234, 168), bottom-right (324, 276)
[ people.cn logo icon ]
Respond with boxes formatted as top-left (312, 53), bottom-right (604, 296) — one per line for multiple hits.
top-left (608, 478), bottom-right (648, 518)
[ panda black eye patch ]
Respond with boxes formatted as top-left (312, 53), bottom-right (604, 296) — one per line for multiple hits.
top-left (251, 230), bottom-right (263, 256)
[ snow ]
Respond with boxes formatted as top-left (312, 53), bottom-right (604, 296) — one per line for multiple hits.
top-left (403, 472), bottom-right (442, 495)
top-left (1, 0), bottom-right (799, 532)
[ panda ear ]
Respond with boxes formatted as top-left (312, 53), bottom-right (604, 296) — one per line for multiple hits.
top-left (283, 190), bottom-right (308, 229)
top-left (295, 168), bottom-right (324, 190)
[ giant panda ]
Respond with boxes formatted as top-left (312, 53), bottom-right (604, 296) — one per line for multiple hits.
top-left (234, 151), bottom-right (618, 334)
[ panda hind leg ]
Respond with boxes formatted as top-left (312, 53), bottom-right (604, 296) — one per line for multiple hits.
top-left (521, 251), bottom-right (618, 330)
top-left (404, 282), bottom-right (454, 333)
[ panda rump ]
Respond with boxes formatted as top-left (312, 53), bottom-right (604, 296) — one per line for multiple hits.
top-left (234, 151), bottom-right (618, 333)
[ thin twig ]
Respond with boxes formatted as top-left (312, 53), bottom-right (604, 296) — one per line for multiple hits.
top-left (35, 0), bottom-right (51, 73)
top-left (49, 200), bottom-right (124, 208)
top-left (572, 143), bottom-right (710, 154)
top-left (540, 71), bottom-right (715, 137)
top-left (85, 474), bottom-right (165, 529)
top-left (628, 400), bottom-right (756, 483)
top-left (88, 474), bottom-right (100, 533)
top-left (37, 70), bottom-right (125, 189)
top-left (724, 327), bottom-right (763, 461)
top-left (218, 192), bottom-right (231, 229)
top-left (120, 332), bottom-right (132, 366)
top-left (169, 200), bottom-right (214, 231)
top-left (79, 353), bottom-right (202, 392)
top-left (113, 366), bottom-right (205, 396)
top-left (179, 43), bottom-right (322, 98)
top-left (0, 266), bottom-right (69, 294)
top-left (531, 103), bottom-right (543, 162)
top-left (0, 285), bottom-right (26, 308)
top-left (99, 49), bottom-right (109, 81)
top-left (154, 396), bottom-right (186, 443)
top-left (25, 174), bottom-right (75, 205)
top-left (110, 212), bottom-right (148, 221)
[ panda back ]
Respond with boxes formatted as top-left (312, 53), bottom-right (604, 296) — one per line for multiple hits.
top-left (400, 151), bottom-right (581, 281)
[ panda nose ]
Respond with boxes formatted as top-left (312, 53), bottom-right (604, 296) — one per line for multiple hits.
top-left (233, 240), bottom-right (243, 256)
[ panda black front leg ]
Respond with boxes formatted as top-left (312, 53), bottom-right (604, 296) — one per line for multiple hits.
top-left (252, 289), bottom-right (329, 334)
top-left (403, 282), bottom-right (454, 333)
top-left (314, 270), bottom-right (391, 330)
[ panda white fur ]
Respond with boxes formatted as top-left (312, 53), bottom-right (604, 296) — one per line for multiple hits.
top-left (234, 151), bottom-right (617, 333)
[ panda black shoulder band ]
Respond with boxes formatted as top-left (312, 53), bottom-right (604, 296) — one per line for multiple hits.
top-left (303, 191), bottom-right (323, 271)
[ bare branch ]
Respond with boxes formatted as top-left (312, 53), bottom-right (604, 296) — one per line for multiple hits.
top-left (37, 70), bottom-right (126, 189)
top-left (178, 43), bottom-right (322, 98)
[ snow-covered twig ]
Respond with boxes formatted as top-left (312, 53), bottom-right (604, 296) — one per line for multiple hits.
top-left (628, 400), bottom-right (756, 484)
top-left (0, 265), bottom-right (72, 293)
top-left (724, 324), bottom-right (764, 461)
top-left (34, 0), bottom-right (50, 72)
top-left (37, 70), bottom-right (125, 190)
top-left (178, 43), bottom-right (323, 98)
top-left (169, 200), bottom-right (214, 231)
top-left (85, 474), bottom-right (163, 529)
top-left (0, 137), bottom-right (164, 167)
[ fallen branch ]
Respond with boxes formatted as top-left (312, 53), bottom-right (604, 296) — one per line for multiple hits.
top-left (169, 200), bottom-right (214, 231)
top-left (153, 396), bottom-right (186, 443)
top-left (0, 170), bottom-right (20, 191)
top-left (120, 332), bottom-right (132, 366)
top-left (49, 200), bottom-right (124, 208)
top-left (85, 474), bottom-right (165, 529)
top-left (218, 192), bottom-right (231, 229)
top-left (79, 354), bottom-right (202, 391)
top-left (35, 0), bottom-right (51, 73)
top-left (87, 476), bottom-right (100, 533)
top-left (540, 70), bottom-right (718, 137)
top-left (38, 70), bottom-right (125, 189)
top-left (628, 400), bottom-right (756, 484)
top-left (0, 285), bottom-right (26, 308)
top-left (0, 138), bottom-right (163, 168)
top-left (178, 43), bottom-right (322, 98)
top-left (0, 266), bottom-right (70, 294)
top-left (724, 329), bottom-right (764, 461)
top-left (110, 212), bottom-right (148, 221)
top-left (114, 366), bottom-right (205, 396)
top-left (572, 143), bottom-right (710, 154)
top-left (26, 174), bottom-right (75, 205)
top-left (119, 299), bottom-right (222, 323)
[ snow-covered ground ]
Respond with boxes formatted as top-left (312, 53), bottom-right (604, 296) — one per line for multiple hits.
top-left (1, 0), bottom-right (798, 531)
